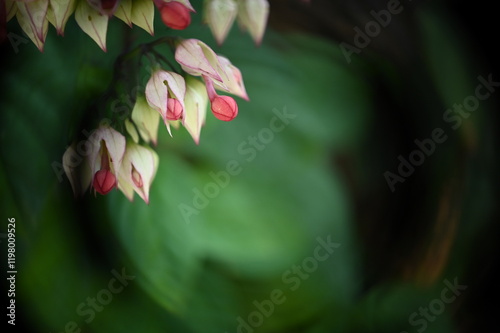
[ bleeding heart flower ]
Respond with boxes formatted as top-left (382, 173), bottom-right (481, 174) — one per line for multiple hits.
top-left (182, 77), bottom-right (208, 144)
top-left (46, 0), bottom-right (76, 36)
top-left (117, 141), bottom-right (159, 204)
top-left (174, 39), bottom-right (248, 100)
top-left (14, 0), bottom-right (49, 51)
top-left (236, 0), bottom-right (269, 45)
top-left (74, 0), bottom-right (109, 51)
top-left (145, 69), bottom-right (186, 135)
top-left (204, 74), bottom-right (238, 122)
top-left (158, 1), bottom-right (192, 30)
top-left (174, 39), bottom-right (224, 84)
top-left (130, 0), bottom-right (154, 35)
top-left (131, 95), bottom-right (161, 145)
top-left (113, 0), bottom-right (132, 27)
top-left (204, 0), bottom-right (238, 45)
top-left (214, 55), bottom-right (249, 101)
top-left (88, 125), bottom-right (126, 195)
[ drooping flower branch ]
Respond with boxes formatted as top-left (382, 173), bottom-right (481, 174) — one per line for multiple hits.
top-left (3, 0), bottom-right (270, 51)
top-left (62, 36), bottom-right (250, 203)
top-left (17, 0), bottom-right (272, 204)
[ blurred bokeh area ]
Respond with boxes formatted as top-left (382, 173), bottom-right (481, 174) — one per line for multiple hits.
top-left (0, 0), bottom-right (498, 332)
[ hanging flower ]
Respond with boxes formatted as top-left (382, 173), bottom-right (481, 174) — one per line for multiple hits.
top-left (156, 0), bottom-right (194, 30)
top-left (182, 77), bottom-right (209, 144)
top-left (204, 74), bottom-right (238, 122)
top-left (88, 125), bottom-right (126, 195)
top-left (174, 39), bottom-right (248, 100)
top-left (204, 0), bottom-right (238, 45)
top-left (236, 0), bottom-right (270, 45)
top-left (117, 141), bottom-right (159, 204)
top-left (145, 69), bottom-right (186, 135)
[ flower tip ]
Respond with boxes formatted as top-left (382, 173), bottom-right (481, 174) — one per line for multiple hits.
top-left (214, 34), bottom-right (228, 46)
top-left (37, 41), bottom-right (46, 52)
top-left (164, 121), bottom-right (174, 137)
top-left (253, 37), bottom-right (264, 47)
top-left (211, 96), bottom-right (238, 121)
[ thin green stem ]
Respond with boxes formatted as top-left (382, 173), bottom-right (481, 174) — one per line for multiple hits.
top-left (151, 49), bottom-right (178, 72)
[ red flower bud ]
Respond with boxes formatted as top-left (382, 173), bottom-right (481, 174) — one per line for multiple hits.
top-left (166, 98), bottom-right (184, 120)
top-left (211, 96), bottom-right (238, 121)
top-left (87, 0), bottom-right (119, 15)
top-left (160, 2), bottom-right (192, 30)
top-left (93, 169), bottom-right (116, 195)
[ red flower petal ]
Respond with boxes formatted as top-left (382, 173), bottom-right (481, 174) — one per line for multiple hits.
top-left (166, 98), bottom-right (183, 120)
top-left (93, 170), bottom-right (116, 195)
top-left (160, 2), bottom-right (191, 30)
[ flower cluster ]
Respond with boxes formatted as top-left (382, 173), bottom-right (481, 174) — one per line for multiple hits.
top-left (63, 126), bottom-right (159, 203)
top-left (19, 0), bottom-right (269, 204)
top-left (143, 38), bottom-right (248, 143)
top-left (63, 38), bottom-right (249, 203)
top-left (4, 0), bottom-right (194, 51)
top-left (4, 0), bottom-right (270, 51)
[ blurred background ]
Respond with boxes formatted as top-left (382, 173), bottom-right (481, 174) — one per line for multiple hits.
top-left (1, 0), bottom-right (498, 332)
